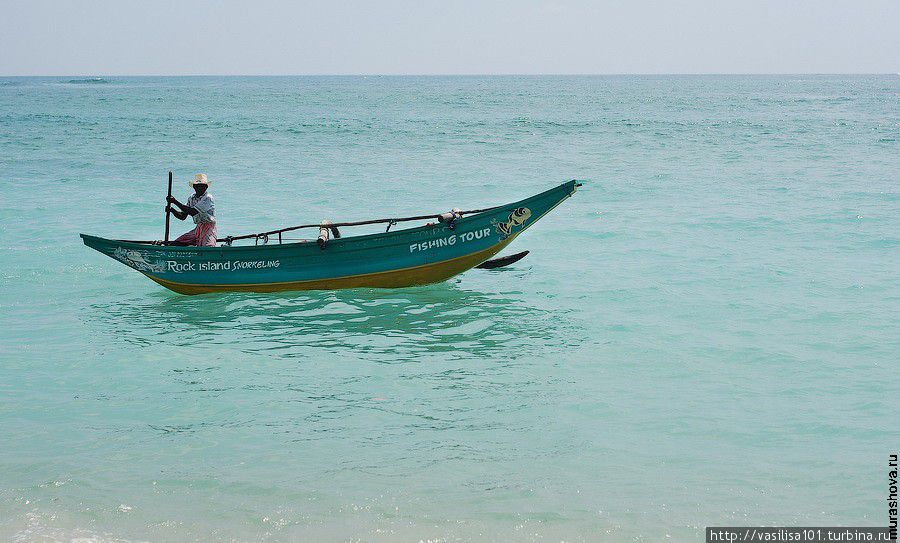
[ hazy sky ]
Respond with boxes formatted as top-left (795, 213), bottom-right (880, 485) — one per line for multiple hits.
top-left (1, 0), bottom-right (897, 75)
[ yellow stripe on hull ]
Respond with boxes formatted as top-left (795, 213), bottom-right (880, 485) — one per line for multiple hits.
top-left (144, 236), bottom-right (518, 295)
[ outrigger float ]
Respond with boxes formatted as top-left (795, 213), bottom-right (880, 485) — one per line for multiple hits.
top-left (81, 179), bottom-right (580, 295)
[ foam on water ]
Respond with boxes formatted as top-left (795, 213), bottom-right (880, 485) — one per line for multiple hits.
top-left (0, 75), bottom-right (898, 542)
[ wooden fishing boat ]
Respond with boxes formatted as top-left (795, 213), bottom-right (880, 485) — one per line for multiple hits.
top-left (81, 180), bottom-right (579, 295)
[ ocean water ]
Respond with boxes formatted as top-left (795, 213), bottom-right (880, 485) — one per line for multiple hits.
top-left (0, 75), bottom-right (897, 542)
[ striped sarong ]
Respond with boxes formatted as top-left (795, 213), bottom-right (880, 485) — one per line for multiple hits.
top-left (175, 222), bottom-right (218, 246)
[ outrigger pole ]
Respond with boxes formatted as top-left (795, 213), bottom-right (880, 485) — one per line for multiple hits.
top-left (219, 206), bottom-right (502, 245)
top-left (164, 171), bottom-right (173, 243)
top-left (120, 205), bottom-right (501, 246)
top-left (221, 181), bottom-right (580, 244)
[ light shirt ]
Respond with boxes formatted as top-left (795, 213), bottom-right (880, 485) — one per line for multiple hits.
top-left (187, 192), bottom-right (216, 224)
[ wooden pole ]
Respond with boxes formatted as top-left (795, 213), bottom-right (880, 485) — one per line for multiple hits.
top-left (164, 171), bottom-right (173, 242)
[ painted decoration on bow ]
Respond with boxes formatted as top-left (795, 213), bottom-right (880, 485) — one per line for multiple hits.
top-left (112, 247), bottom-right (167, 273)
top-left (493, 207), bottom-right (531, 239)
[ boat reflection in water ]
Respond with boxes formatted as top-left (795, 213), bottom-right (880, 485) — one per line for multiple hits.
top-left (88, 280), bottom-right (582, 363)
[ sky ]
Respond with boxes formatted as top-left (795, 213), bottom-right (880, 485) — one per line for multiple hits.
top-left (0, 0), bottom-right (897, 75)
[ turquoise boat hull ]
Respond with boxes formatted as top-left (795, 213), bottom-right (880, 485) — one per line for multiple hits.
top-left (81, 181), bottom-right (579, 294)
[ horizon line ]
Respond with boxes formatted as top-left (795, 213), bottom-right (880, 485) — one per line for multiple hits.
top-left (2, 72), bottom-right (897, 78)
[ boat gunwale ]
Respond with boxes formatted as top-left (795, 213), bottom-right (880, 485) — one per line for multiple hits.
top-left (79, 180), bottom-right (578, 254)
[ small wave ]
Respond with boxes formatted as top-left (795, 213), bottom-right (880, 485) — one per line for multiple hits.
top-left (67, 77), bottom-right (110, 84)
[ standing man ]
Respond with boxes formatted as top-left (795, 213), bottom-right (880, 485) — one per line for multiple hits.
top-left (167, 173), bottom-right (218, 246)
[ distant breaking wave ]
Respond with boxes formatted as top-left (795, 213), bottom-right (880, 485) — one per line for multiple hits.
top-left (67, 77), bottom-right (110, 84)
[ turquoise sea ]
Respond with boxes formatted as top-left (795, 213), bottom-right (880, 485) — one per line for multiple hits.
top-left (0, 75), bottom-right (898, 542)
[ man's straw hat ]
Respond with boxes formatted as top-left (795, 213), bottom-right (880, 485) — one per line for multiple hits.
top-left (189, 173), bottom-right (211, 187)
